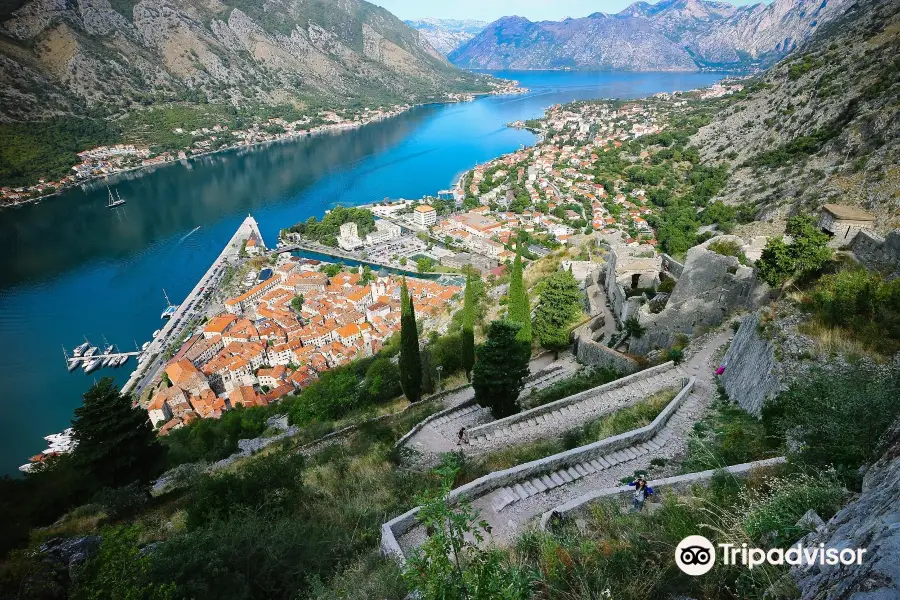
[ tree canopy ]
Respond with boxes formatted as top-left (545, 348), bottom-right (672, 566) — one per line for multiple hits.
top-left (473, 320), bottom-right (530, 418)
top-left (399, 279), bottom-right (423, 403)
top-left (506, 252), bottom-right (532, 353)
top-left (534, 270), bottom-right (582, 357)
top-left (461, 272), bottom-right (476, 380)
top-left (71, 378), bottom-right (165, 488)
top-left (756, 215), bottom-right (832, 287)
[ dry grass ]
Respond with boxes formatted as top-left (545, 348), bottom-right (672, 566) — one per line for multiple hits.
top-left (798, 318), bottom-right (888, 361)
top-left (30, 505), bottom-right (107, 546)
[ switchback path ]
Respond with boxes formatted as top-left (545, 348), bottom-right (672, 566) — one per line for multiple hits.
top-left (394, 328), bottom-right (733, 554)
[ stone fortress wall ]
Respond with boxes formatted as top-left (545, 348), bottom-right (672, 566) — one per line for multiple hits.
top-left (850, 229), bottom-right (900, 280)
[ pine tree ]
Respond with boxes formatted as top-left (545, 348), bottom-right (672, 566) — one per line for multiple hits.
top-left (473, 320), bottom-right (530, 418)
top-left (399, 279), bottom-right (423, 403)
top-left (534, 270), bottom-right (582, 359)
top-left (71, 378), bottom-right (164, 488)
top-left (461, 271), bottom-right (476, 381)
top-left (507, 251), bottom-right (532, 353)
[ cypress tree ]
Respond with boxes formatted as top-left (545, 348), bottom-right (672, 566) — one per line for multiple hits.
top-left (507, 251), bottom-right (532, 352)
top-left (399, 279), bottom-right (423, 403)
top-left (534, 270), bottom-right (582, 359)
top-left (473, 320), bottom-right (530, 418)
top-left (461, 271), bottom-right (476, 381)
top-left (71, 377), bottom-right (165, 488)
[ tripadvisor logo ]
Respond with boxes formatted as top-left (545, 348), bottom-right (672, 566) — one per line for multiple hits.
top-left (675, 535), bottom-right (716, 575)
top-left (675, 536), bottom-right (868, 576)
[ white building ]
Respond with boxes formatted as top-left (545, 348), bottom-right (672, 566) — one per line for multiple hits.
top-left (338, 222), bottom-right (363, 250)
top-left (413, 205), bottom-right (437, 227)
top-left (365, 219), bottom-right (402, 246)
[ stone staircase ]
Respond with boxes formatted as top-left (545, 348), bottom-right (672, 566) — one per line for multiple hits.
top-left (467, 364), bottom-right (688, 451)
top-left (390, 381), bottom-right (706, 556)
top-left (487, 391), bottom-right (693, 513)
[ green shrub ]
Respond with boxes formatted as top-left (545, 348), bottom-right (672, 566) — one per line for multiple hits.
top-left (91, 483), bottom-right (148, 521)
top-left (762, 363), bottom-right (900, 487)
top-left (809, 267), bottom-right (900, 354)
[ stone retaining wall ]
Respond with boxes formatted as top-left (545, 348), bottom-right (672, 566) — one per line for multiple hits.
top-left (381, 377), bottom-right (695, 563)
top-left (467, 362), bottom-right (674, 440)
top-left (661, 253), bottom-right (684, 278)
top-left (720, 312), bottom-right (781, 416)
top-left (850, 229), bottom-right (900, 280)
top-left (574, 320), bottom-right (640, 374)
top-left (538, 456), bottom-right (787, 529)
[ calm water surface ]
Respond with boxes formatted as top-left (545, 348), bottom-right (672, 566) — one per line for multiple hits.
top-left (0, 70), bottom-right (724, 474)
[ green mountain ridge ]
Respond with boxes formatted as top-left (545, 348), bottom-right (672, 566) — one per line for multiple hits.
top-left (0, 0), bottom-right (490, 122)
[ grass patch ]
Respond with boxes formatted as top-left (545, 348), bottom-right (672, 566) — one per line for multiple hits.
top-left (510, 466), bottom-right (843, 600)
top-left (680, 388), bottom-right (779, 474)
top-left (525, 367), bottom-right (620, 409)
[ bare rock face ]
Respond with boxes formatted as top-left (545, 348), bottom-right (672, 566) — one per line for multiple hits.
top-left (0, 0), bottom-right (486, 120)
top-left (448, 0), bottom-right (852, 71)
top-left (791, 417), bottom-right (900, 599)
top-left (692, 0), bottom-right (900, 233)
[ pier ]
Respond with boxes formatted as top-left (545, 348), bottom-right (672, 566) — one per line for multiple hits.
top-left (67, 351), bottom-right (141, 369)
top-left (122, 215), bottom-right (265, 396)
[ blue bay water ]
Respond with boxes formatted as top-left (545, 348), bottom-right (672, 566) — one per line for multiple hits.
top-left (0, 70), bottom-right (724, 475)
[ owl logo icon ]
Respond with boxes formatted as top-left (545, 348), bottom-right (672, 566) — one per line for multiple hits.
top-left (675, 535), bottom-right (716, 575)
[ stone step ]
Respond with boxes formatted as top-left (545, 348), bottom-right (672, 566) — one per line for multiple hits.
top-left (550, 472), bottom-right (565, 486)
top-left (540, 474), bottom-right (557, 489)
top-left (531, 478), bottom-right (548, 493)
top-left (558, 469), bottom-right (574, 483)
top-left (513, 483), bottom-right (528, 500)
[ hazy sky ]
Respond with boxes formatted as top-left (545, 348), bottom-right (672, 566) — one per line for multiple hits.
top-left (376, 0), bottom-right (767, 22)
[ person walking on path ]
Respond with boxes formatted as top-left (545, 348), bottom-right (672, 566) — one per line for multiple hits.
top-left (457, 427), bottom-right (469, 446)
top-left (629, 477), bottom-right (653, 512)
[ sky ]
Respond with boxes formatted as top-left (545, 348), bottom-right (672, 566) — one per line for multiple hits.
top-left (376, 0), bottom-right (766, 22)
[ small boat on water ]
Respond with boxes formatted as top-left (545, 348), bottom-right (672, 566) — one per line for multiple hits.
top-left (142, 341), bottom-right (151, 351)
top-left (83, 358), bottom-right (102, 373)
top-left (117, 355), bottom-right (130, 367)
top-left (152, 329), bottom-right (161, 338)
top-left (19, 429), bottom-right (77, 472)
top-left (83, 345), bottom-right (98, 358)
top-left (107, 186), bottom-right (126, 209)
top-left (101, 345), bottom-right (115, 366)
top-left (73, 341), bottom-right (91, 357)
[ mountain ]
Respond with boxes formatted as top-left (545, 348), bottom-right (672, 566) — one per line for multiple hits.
top-left (448, 0), bottom-right (853, 71)
top-left (404, 18), bottom-right (487, 55)
top-left (0, 0), bottom-right (492, 122)
top-left (696, 0), bottom-right (900, 229)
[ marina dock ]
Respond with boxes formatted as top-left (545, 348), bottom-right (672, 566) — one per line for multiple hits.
top-left (122, 216), bottom-right (265, 396)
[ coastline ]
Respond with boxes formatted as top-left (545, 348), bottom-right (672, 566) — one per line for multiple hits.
top-left (1, 85), bottom-right (527, 211)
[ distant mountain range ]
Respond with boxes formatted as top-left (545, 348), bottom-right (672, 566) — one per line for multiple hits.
top-left (404, 18), bottom-right (488, 55)
top-left (0, 0), bottom-right (490, 121)
top-left (448, 0), bottom-right (854, 71)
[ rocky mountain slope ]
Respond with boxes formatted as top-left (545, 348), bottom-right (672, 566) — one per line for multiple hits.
top-left (694, 0), bottom-right (900, 231)
top-left (0, 0), bottom-right (491, 121)
top-left (404, 18), bottom-right (487, 55)
top-left (449, 0), bottom-right (853, 71)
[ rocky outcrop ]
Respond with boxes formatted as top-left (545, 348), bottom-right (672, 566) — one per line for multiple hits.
top-left (791, 417), bottom-right (900, 598)
top-left (693, 0), bottom-right (900, 233)
top-left (449, 0), bottom-right (852, 71)
top-left (404, 18), bottom-right (487, 55)
top-left (629, 236), bottom-right (766, 355)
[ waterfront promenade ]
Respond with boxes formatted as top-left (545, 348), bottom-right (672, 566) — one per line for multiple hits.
top-left (123, 216), bottom-right (264, 397)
